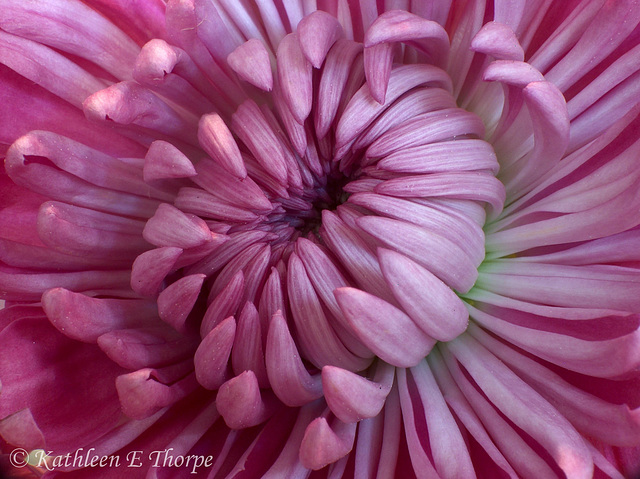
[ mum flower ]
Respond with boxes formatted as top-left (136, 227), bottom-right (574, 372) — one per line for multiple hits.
top-left (1, 0), bottom-right (640, 478)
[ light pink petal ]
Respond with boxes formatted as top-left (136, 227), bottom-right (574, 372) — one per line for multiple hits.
top-left (353, 87), bottom-right (457, 151)
top-left (437, 345), bottom-right (559, 479)
top-left (500, 81), bottom-right (570, 197)
top-left (334, 287), bottom-right (435, 368)
top-left (231, 99), bottom-right (289, 184)
top-left (288, 253), bottom-right (372, 371)
top-left (177, 170), bottom-right (267, 213)
top-left (276, 33), bottom-right (313, 124)
top-left (335, 63), bottom-right (452, 149)
top-left (543, 0), bottom-right (640, 93)
top-left (408, 359), bottom-right (476, 479)
top-left (194, 316), bottom-right (236, 390)
top-left (0, 0), bottom-right (140, 80)
top-left (357, 216), bottom-right (478, 293)
top-left (375, 171), bottom-right (505, 221)
top-left (468, 302), bottom-right (640, 378)
top-left (470, 324), bottom-right (640, 447)
top-left (378, 248), bottom-right (469, 341)
top-left (365, 108), bottom-right (486, 159)
top-left (83, 81), bottom-right (198, 144)
top-left (476, 261), bottom-right (640, 312)
top-left (133, 39), bottom-right (215, 116)
top-left (5, 131), bottom-right (161, 217)
top-left (42, 288), bottom-right (157, 343)
top-left (265, 311), bottom-right (323, 407)
top-left (322, 365), bottom-right (390, 423)
top-left (471, 21), bottom-right (524, 61)
top-left (314, 39), bottom-right (363, 139)
top-left (428, 349), bottom-right (520, 479)
top-left (197, 114), bottom-right (247, 179)
top-left (131, 246), bottom-right (183, 297)
top-left (349, 192), bottom-right (485, 264)
top-left (320, 210), bottom-right (396, 304)
top-left (298, 10), bottom-right (344, 68)
top-left (227, 38), bottom-right (274, 92)
top-left (446, 334), bottom-right (594, 479)
top-left (365, 10), bottom-right (450, 72)
top-left (362, 42), bottom-right (395, 105)
top-left (299, 417), bottom-right (357, 470)
top-left (0, 30), bottom-right (105, 109)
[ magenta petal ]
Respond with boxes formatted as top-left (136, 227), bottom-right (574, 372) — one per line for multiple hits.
top-left (232, 301), bottom-right (269, 388)
top-left (0, 409), bottom-right (45, 451)
top-left (322, 365), bottom-right (391, 423)
top-left (378, 248), bottom-right (469, 341)
top-left (143, 140), bottom-right (197, 182)
top-left (157, 273), bottom-right (205, 332)
top-left (216, 370), bottom-right (277, 429)
top-left (143, 203), bottom-right (214, 249)
top-left (42, 288), bottom-right (157, 343)
top-left (97, 325), bottom-right (196, 369)
top-left (299, 417), bottom-right (357, 470)
top-left (227, 38), bottom-right (273, 92)
top-left (194, 316), bottom-right (236, 390)
top-left (130, 246), bottom-right (183, 297)
top-left (265, 311), bottom-right (323, 407)
top-left (334, 287), bottom-right (435, 368)
top-left (116, 367), bottom-right (198, 420)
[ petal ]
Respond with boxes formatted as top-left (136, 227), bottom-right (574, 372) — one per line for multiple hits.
top-left (378, 248), bottom-right (469, 341)
top-left (194, 316), bottom-right (236, 390)
top-left (227, 38), bottom-right (273, 92)
top-left (334, 287), bottom-right (435, 368)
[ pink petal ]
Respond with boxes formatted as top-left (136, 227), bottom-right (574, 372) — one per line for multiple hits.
top-left (265, 311), bottom-right (323, 407)
top-left (276, 33), bottom-right (313, 124)
top-left (298, 10), bottom-right (344, 68)
top-left (42, 288), bottom-right (157, 343)
top-left (471, 21), bottom-right (524, 61)
top-left (143, 203), bottom-right (214, 249)
top-left (322, 365), bottom-right (391, 423)
top-left (143, 140), bottom-right (197, 182)
top-left (232, 301), bottom-right (269, 388)
top-left (227, 38), bottom-right (273, 91)
top-left (130, 246), bottom-right (183, 297)
top-left (157, 273), bottom-right (206, 332)
top-left (357, 216), bottom-right (479, 293)
top-left (194, 316), bottom-right (236, 390)
top-left (334, 287), bottom-right (435, 368)
top-left (201, 270), bottom-right (244, 337)
top-left (378, 248), bottom-right (469, 341)
top-left (446, 334), bottom-right (594, 479)
top-left (299, 417), bottom-right (357, 470)
top-left (216, 370), bottom-right (278, 429)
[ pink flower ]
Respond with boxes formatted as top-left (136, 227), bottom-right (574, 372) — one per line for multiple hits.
top-left (1, 0), bottom-right (639, 478)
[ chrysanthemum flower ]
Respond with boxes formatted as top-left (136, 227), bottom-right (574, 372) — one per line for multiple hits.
top-left (1, 0), bottom-right (640, 478)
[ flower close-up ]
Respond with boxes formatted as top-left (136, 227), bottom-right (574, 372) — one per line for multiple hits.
top-left (1, 0), bottom-right (640, 477)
